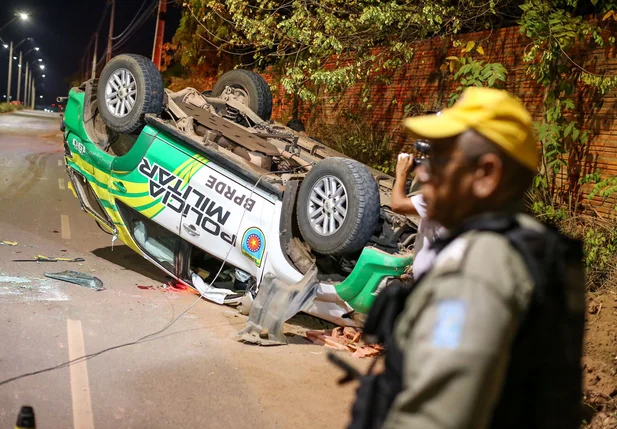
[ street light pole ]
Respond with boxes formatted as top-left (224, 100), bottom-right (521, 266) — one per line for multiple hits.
top-left (6, 41), bottom-right (13, 102)
top-left (24, 64), bottom-right (29, 104)
top-left (16, 50), bottom-right (22, 102)
top-left (0, 16), bottom-right (17, 34)
top-left (0, 13), bottom-right (29, 35)
top-left (31, 80), bottom-right (35, 109)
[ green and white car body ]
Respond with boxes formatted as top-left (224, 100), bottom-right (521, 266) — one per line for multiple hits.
top-left (61, 57), bottom-right (416, 336)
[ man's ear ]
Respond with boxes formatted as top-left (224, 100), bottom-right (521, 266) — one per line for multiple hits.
top-left (472, 153), bottom-right (502, 199)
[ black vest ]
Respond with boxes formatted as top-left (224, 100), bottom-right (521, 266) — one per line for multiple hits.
top-left (348, 213), bottom-right (585, 429)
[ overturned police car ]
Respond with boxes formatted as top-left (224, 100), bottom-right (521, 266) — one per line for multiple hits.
top-left (61, 53), bottom-right (419, 343)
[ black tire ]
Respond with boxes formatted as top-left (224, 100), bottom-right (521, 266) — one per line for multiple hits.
top-left (297, 158), bottom-right (380, 255)
top-left (211, 69), bottom-right (273, 121)
top-left (97, 54), bottom-right (164, 134)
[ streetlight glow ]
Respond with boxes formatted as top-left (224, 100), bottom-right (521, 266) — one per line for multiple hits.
top-left (13, 57), bottom-right (17, 60)
top-left (39, 95), bottom-right (43, 99)
top-left (18, 13), bottom-right (29, 20)
top-left (34, 47), bottom-right (39, 51)
top-left (42, 74), bottom-right (45, 78)
top-left (39, 65), bottom-right (44, 69)
top-left (37, 58), bottom-right (42, 62)
top-left (3, 45), bottom-right (8, 49)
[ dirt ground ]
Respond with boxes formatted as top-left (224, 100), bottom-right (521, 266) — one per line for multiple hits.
top-left (582, 290), bottom-right (617, 428)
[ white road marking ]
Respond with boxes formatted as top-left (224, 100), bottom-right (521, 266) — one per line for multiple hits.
top-left (61, 215), bottom-right (71, 240)
top-left (59, 178), bottom-right (65, 190)
top-left (58, 159), bottom-right (63, 167)
top-left (67, 319), bottom-right (95, 429)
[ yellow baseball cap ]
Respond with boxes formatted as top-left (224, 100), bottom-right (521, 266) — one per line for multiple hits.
top-left (403, 87), bottom-right (538, 171)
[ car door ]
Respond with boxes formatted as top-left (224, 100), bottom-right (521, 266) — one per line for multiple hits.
top-left (109, 130), bottom-right (195, 272)
top-left (176, 156), bottom-right (279, 280)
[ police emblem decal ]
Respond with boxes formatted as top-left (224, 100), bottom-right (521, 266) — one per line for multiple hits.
top-left (241, 227), bottom-right (266, 267)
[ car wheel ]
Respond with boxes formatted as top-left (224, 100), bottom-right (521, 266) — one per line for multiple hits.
top-left (297, 158), bottom-right (380, 255)
top-left (211, 69), bottom-right (272, 122)
top-left (97, 54), bottom-right (163, 134)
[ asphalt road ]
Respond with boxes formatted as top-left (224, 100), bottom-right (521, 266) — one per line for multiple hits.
top-left (0, 110), bottom-right (361, 428)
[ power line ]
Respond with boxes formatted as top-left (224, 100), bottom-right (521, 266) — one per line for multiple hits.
top-left (96, 1), bottom-right (111, 34)
top-left (112, 1), bottom-right (159, 53)
top-left (112, 0), bottom-right (153, 40)
top-left (114, 1), bottom-right (158, 46)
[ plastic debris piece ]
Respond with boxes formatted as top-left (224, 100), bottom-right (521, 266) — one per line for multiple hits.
top-left (0, 241), bottom-right (18, 246)
top-left (44, 271), bottom-right (105, 291)
top-left (13, 255), bottom-right (85, 263)
top-left (235, 269), bottom-right (251, 283)
top-left (192, 272), bottom-right (236, 304)
top-left (305, 326), bottom-right (382, 358)
top-left (238, 268), bottom-right (319, 346)
top-left (111, 230), bottom-right (118, 251)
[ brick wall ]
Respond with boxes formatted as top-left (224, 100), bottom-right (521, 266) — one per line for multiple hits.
top-left (171, 22), bottom-right (617, 216)
top-left (261, 24), bottom-right (617, 217)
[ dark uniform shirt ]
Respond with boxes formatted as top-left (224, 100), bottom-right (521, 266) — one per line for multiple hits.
top-left (382, 213), bottom-right (586, 429)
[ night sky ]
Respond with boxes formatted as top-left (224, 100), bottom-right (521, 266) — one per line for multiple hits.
top-left (0, 0), bottom-right (181, 105)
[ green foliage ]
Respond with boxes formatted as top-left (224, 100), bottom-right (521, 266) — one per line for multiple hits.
top-left (403, 102), bottom-right (427, 116)
top-left (584, 226), bottom-right (617, 275)
top-left (443, 41), bottom-right (508, 105)
top-left (175, 0), bottom-right (518, 100)
top-left (520, 0), bottom-right (617, 288)
top-left (448, 59), bottom-right (508, 105)
top-left (310, 115), bottom-right (397, 175)
top-left (519, 0), bottom-right (617, 207)
top-left (0, 103), bottom-right (24, 113)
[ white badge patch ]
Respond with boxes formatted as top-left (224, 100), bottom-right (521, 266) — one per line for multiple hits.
top-left (432, 300), bottom-right (466, 349)
top-left (435, 237), bottom-right (468, 267)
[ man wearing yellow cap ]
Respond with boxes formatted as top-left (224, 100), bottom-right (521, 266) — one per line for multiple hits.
top-left (347, 87), bottom-right (586, 429)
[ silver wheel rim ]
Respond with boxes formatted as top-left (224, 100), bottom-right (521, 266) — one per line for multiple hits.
top-left (307, 175), bottom-right (348, 236)
top-left (105, 68), bottom-right (137, 118)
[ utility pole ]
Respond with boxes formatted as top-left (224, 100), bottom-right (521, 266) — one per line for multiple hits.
top-left (91, 32), bottom-right (99, 79)
top-left (106, 0), bottom-right (116, 63)
top-left (16, 51), bottom-right (22, 102)
top-left (151, 0), bottom-right (167, 70)
top-left (81, 52), bottom-right (87, 82)
top-left (27, 69), bottom-right (32, 106)
top-left (31, 79), bottom-right (35, 109)
top-left (24, 64), bottom-right (29, 105)
top-left (6, 41), bottom-right (13, 102)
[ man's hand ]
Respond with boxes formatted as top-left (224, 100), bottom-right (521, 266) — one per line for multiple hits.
top-left (396, 153), bottom-right (415, 180)
top-left (391, 153), bottom-right (418, 215)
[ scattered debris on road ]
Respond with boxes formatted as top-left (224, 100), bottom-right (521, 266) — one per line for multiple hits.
top-left (192, 272), bottom-right (243, 305)
top-left (135, 279), bottom-right (200, 295)
top-left (0, 240), bottom-right (18, 246)
top-left (13, 255), bottom-right (85, 263)
top-left (45, 270), bottom-right (105, 291)
top-left (0, 275), bottom-right (31, 284)
top-left (306, 327), bottom-right (383, 358)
